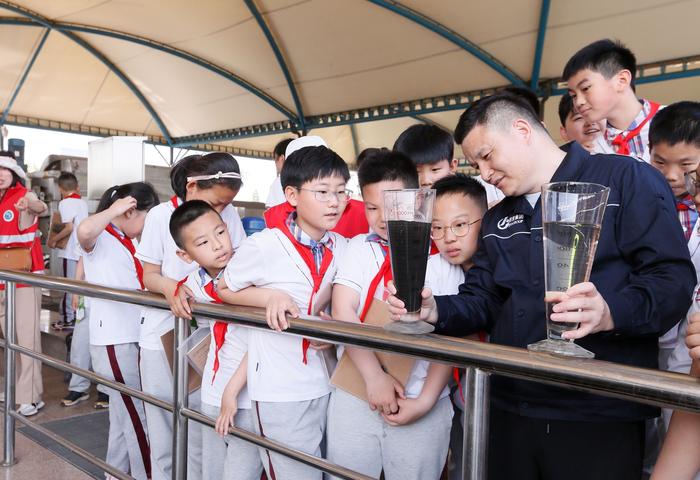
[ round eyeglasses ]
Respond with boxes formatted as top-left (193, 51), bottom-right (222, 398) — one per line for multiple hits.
top-left (298, 188), bottom-right (353, 203)
top-left (430, 218), bottom-right (481, 240)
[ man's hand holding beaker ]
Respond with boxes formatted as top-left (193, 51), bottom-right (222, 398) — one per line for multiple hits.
top-left (386, 281), bottom-right (438, 324)
top-left (549, 282), bottom-right (613, 340)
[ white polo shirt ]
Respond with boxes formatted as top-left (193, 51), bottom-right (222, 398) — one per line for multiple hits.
top-left (265, 176), bottom-right (286, 209)
top-left (81, 229), bottom-right (143, 346)
top-left (57, 197), bottom-right (89, 261)
top-left (183, 269), bottom-right (251, 409)
top-left (334, 235), bottom-right (450, 400)
top-left (135, 198), bottom-right (246, 350)
top-left (223, 227), bottom-right (347, 402)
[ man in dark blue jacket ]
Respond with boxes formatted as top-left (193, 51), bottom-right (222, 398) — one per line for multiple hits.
top-left (388, 92), bottom-right (696, 480)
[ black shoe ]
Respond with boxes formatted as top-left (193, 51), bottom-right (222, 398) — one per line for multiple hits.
top-left (94, 392), bottom-right (109, 409)
top-left (61, 390), bottom-right (89, 407)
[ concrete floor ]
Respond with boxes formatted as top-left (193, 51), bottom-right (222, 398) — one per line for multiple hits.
top-left (0, 308), bottom-right (104, 480)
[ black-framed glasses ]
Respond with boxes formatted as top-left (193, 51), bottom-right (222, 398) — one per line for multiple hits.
top-left (298, 188), bottom-right (353, 203)
top-left (685, 172), bottom-right (700, 196)
top-left (430, 218), bottom-right (481, 240)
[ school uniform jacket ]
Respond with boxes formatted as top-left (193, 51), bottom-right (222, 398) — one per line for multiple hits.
top-left (434, 142), bottom-right (696, 422)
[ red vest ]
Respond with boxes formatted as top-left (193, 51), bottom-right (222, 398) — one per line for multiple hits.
top-left (264, 199), bottom-right (369, 238)
top-left (0, 184), bottom-right (38, 249)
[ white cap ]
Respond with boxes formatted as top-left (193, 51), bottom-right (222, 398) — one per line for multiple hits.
top-left (285, 135), bottom-right (327, 158)
top-left (0, 155), bottom-right (26, 181)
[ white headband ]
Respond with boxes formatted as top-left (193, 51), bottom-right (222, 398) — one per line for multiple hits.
top-left (187, 171), bottom-right (241, 182)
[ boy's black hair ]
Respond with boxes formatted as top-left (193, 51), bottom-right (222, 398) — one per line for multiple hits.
top-left (170, 152), bottom-right (243, 200)
top-left (649, 101), bottom-right (700, 149)
top-left (558, 94), bottom-right (575, 127)
top-left (0, 150), bottom-right (23, 187)
top-left (393, 124), bottom-right (454, 166)
top-left (454, 92), bottom-right (546, 144)
top-left (96, 182), bottom-right (159, 214)
top-left (500, 86), bottom-right (541, 118)
top-left (562, 39), bottom-right (637, 88)
top-left (280, 145), bottom-right (350, 190)
top-left (356, 147), bottom-right (387, 169)
top-left (432, 173), bottom-right (487, 212)
top-left (169, 200), bottom-right (221, 249)
top-left (358, 149), bottom-right (419, 191)
top-left (58, 172), bottom-right (79, 191)
top-left (274, 138), bottom-right (294, 158)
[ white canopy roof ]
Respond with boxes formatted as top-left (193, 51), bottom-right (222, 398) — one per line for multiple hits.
top-left (1, 0), bottom-right (699, 162)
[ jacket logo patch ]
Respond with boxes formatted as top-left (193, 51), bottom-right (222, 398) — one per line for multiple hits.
top-left (497, 214), bottom-right (524, 230)
top-left (3, 210), bottom-right (14, 222)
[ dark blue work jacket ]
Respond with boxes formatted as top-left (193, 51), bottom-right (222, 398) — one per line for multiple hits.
top-left (435, 142), bottom-right (696, 421)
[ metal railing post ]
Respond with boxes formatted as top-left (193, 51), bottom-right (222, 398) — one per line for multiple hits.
top-left (2, 281), bottom-right (17, 467)
top-left (172, 317), bottom-right (188, 480)
top-left (462, 367), bottom-right (489, 480)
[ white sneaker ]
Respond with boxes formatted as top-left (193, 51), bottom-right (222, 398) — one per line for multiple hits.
top-left (18, 401), bottom-right (45, 417)
top-left (0, 391), bottom-right (4, 403)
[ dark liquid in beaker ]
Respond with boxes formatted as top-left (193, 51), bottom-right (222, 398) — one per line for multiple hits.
top-left (387, 220), bottom-right (432, 313)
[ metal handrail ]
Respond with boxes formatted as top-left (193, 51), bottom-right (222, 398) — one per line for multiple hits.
top-left (1, 270), bottom-right (700, 480)
top-left (1, 270), bottom-right (700, 412)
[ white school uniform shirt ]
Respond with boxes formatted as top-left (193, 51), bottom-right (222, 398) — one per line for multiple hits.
top-left (81, 228), bottom-right (142, 346)
top-left (183, 268), bottom-right (251, 410)
top-left (334, 235), bottom-right (449, 400)
top-left (662, 217), bottom-right (700, 374)
top-left (591, 100), bottom-right (665, 164)
top-left (223, 227), bottom-right (348, 402)
top-left (57, 197), bottom-right (89, 261)
top-left (265, 176), bottom-right (286, 209)
top-left (135, 198), bottom-right (246, 350)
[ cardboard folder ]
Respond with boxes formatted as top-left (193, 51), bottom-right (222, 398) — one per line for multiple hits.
top-left (161, 327), bottom-right (210, 394)
top-left (330, 299), bottom-right (415, 402)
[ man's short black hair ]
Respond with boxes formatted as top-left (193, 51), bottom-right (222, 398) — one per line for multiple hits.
top-left (169, 200), bottom-right (221, 249)
top-left (58, 172), bottom-right (79, 191)
top-left (393, 124), bottom-right (454, 166)
top-left (649, 101), bottom-right (700, 149)
top-left (454, 92), bottom-right (546, 145)
top-left (274, 138), bottom-right (294, 158)
top-left (558, 94), bottom-right (575, 127)
top-left (433, 173), bottom-right (487, 212)
top-left (500, 86), bottom-right (541, 118)
top-left (358, 149), bottom-right (418, 192)
top-left (280, 145), bottom-right (350, 190)
top-left (562, 39), bottom-right (637, 88)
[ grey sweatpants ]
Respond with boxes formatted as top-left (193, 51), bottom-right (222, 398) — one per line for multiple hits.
top-left (61, 258), bottom-right (77, 322)
top-left (253, 395), bottom-right (330, 480)
top-left (139, 347), bottom-right (202, 480)
top-left (68, 307), bottom-right (106, 394)
top-left (201, 402), bottom-right (264, 480)
top-left (90, 343), bottom-right (150, 480)
top-left (326, 388), bottom-right (453, 480)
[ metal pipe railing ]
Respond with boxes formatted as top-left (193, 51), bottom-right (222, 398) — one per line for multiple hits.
top-left (1, 270), bottom-right (700, 480)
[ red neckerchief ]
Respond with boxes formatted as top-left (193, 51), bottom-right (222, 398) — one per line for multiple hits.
top-left (105, 224), bottom-right (144, 289)
top-left (609, 101), bottom-right (660, 155)
top-left (278, 225), bottom-right (334, 364)
top-left (65, 193), bottom-right (81, 200)
top-left (170, 196), bottom-right (181, 209)
top-left (359, 244), bottom-right (392, 322)
top-left (203, 279), bottom-right (229, 383)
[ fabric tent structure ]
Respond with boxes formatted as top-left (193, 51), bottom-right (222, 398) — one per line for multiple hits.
top-left (0, 0), bottom-right (699, 164)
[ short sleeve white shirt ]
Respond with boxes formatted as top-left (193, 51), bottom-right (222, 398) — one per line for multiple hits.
top-left (57, 197), bottom-right (89, 260)
top-left (81, 230), bottom-right (143, 345)
top-left (265, 177), bottom-right (286, 209)
top-left (183, 270), bottom-right (250, 409)
top-left (135, 199), bottom-right (246, 350)
top-left (223, 228), bottom-right (347, 402)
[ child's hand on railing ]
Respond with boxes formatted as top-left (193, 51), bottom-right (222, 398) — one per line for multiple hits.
top-left (265, 290), bottom-right (299, 331)
top-left (686, 312), bottom-right (700, 362)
